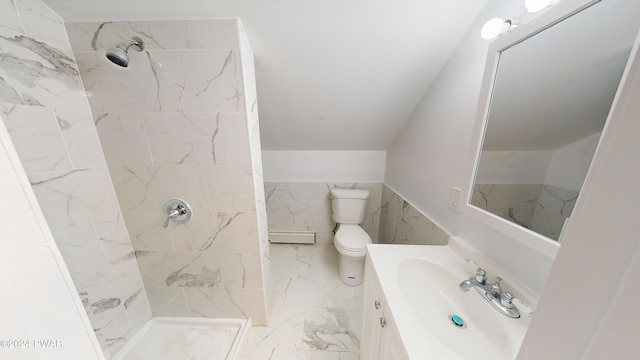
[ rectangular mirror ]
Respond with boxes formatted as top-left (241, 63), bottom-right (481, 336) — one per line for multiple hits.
top-left (469, 0), bottom-right (640, 244)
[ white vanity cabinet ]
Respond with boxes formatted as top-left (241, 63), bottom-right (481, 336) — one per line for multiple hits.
top-left (361, 256), bottom-right (409, 360)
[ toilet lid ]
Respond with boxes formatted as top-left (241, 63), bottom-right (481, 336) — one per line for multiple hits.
top-left (335, 225), bottom-right (371, 251)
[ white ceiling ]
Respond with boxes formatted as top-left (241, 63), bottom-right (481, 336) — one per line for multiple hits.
top-left (42, 0), bottom-right (487, 150)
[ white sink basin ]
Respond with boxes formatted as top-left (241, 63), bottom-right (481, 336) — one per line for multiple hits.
top-left (397, 257), bottom-right (514, 359)
top-left (367, 243), bottom-right (531, 359)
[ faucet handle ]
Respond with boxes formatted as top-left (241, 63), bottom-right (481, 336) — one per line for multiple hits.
top-left (467, 259), bottom-right (487, 283)
top-left (500, 291), bottom-right (514, 309)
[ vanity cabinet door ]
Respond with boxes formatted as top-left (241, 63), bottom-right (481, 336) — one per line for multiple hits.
top-left (361, 256), bottom-right (410, 360)
top-left (361, 259), bottom-right (384, 359)
top-left (378, 307), bottom-right (409, 360)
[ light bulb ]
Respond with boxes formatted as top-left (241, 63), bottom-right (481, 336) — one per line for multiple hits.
top-left (481, 18), bottom-right (507, 40)
top-left (525, 0), bottom-right (557, 13)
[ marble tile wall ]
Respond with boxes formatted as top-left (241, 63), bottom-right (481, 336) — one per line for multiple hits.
top-left (264, 183), bottom-right (382, 245)
top-left (471, 184), bottom-right (578, 241)
top-left (530, 185), bottom-right (578, 241)
top-left (0, 0), bottom-right (151, 357)
top-left (239, 24), bottom-right (273, 319)
top-left (379, 185), bottom-right (450, 245)
top-left (471, 184), bottom-right (543, 228)
top-left (66, 20), bottom-right (269, 326)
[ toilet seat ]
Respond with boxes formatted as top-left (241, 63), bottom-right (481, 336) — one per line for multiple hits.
top-left (334, 224), bottom-right (371, 256)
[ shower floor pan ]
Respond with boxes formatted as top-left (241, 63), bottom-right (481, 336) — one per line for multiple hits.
top-left (112, 317), bottom-right (250, 360)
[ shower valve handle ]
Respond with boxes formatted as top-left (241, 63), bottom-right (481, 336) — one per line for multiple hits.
top-left (162, 199), bottom-right (192, 228)
top-left (163, 207), bottom-right (182, 228)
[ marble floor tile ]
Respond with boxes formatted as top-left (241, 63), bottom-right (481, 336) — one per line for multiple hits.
top-left (237, 348), bottom-right (358, 360)
top-left (241, 243), bottom-right (362, 358)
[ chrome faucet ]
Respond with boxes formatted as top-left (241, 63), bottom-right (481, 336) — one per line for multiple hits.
top-left (459, 260), bottom-right (520, 319)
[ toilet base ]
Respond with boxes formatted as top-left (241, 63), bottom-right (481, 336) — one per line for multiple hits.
top-left (337, 253), bottom-right (365, 286)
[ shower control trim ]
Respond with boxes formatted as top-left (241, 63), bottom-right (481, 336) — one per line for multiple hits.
top-left (163, 198), bottom-right (192, 228)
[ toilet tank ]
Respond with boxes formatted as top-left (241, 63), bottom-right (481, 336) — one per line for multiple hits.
top-left (330, 189), bottom-right (370, 224)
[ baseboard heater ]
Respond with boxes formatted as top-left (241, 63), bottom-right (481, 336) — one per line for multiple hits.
top-left (268, 231), bottom-right (316, 244)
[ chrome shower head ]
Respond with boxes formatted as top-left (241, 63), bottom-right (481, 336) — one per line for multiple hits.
top-left (105, 36), bottom-right (145, 68)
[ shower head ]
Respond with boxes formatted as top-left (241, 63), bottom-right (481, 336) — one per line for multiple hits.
top-left (105, 36), bottom-right (145, 68)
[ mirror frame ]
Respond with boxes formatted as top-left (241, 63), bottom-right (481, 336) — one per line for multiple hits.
top-left (463, 0), bottom-right (606, 259)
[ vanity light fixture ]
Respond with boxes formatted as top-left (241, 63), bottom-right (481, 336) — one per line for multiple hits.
top-left (480, 18), bottom-right (518, 40)
top-left (524, 0), bottom-right (560, 13)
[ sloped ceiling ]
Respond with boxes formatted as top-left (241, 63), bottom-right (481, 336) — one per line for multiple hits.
top-left (43, 0), bottom-right (487, 150)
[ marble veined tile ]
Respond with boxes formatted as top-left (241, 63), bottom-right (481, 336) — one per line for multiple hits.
top-left (135, 250), bottom-right (223, 288)
top-left (66, 19), bottom-right (239, 52)
top-left (270, 245), bottom-right (361, 310)
top-left (54, 222), bottom-right (108, 286)
top-left (204, 166), bottom-right (255, 211)
top-left (76, 248), bottom-right (145, 311)
top-left (124, 288), bottom-right (153, 336)
top-left (93, 211), bottom-right (135, 263)
top-left (530, 185), bottom-right (578, 241)
top-left (0, 0), bottom-right (23, 34)
top-left (184, 287), bottom-right (267, 325)
top-left (144, 112), bottom-right (250, 167)
top-left (108, 165), bottom-right (209, 212)
top-left (144, 112), bottom-right (222, 166)
top-left (265, 183), bottom-right (335, 236)
top-left (270, 244), bottom-right (338, 285)
top-left (76, 49), bottom-right (244, 113)
top-left (302, 308), bottom-right (360, 352)
top-left (145, 286), bottom-right (190, 317)
top-left (243, 306), bottom-right (306, 350)
top-left (14, 0), bottom-right (71, 54)
top-left (123, 210), bottom-right (174, 251)
top-left (56, 222), bottom-right (149, 354)
top-left (214, 251), bottom-right (264, 289)
top-left (379, 184), bottom-right (450, 245)
top-left (0, 28), bottom-right (88, 110)
top-left (29, 167), bottom-right (120, 232)
top-left (261, 243), bottom-right (273, 313)
top-left (171, 211), bottom-right (259, 253)
top-left (86, 299), bottom-right (132, 354)
top-left (243, 243), bottom-right (362, 356)
top-left (55, 109), bottom-right (106, 168)
top-left (237, 348), bottom-right (358, 360)
top-left (239, 27), bottom-right (258, 115)
top-left (0, 103), bottom-right (72, 174)
top-left (210, 112), bottom-right (252, 167)
top-left (471, 184), bottom-right (542, 228)
top-left (95, 113), bottom-right (153, 165)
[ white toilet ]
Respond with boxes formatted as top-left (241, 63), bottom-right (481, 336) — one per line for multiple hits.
top-left (330, 188), bottom-right (372, 286)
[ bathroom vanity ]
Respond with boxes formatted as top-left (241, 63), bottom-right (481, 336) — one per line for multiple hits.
top-left (361, 238), bottom-right (533, 359)
top-left (361, 258), bottom-right (409, 360)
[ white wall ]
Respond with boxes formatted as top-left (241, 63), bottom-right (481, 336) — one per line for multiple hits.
top-left (518, 31), bottom-right (640, 359)
top-left (544, 131), bottom-right (601, 191)
top-left (385, 0), bottom-right (555, 295)
top-left (475, 150), bottom-right (552, 184)
top-left (263, 150), bottom-right (386, 182)
top-left (476, 131), bottom-right (601, 190)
